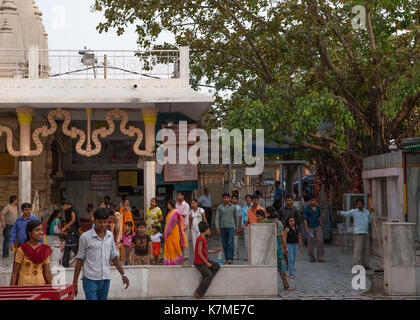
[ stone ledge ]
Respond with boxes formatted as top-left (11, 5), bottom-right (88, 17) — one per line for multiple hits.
top-left (0, 265), bottom-right (278, 299)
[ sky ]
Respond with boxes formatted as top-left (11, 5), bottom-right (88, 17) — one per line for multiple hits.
top-left (37, 0), bottom-right (174, 50)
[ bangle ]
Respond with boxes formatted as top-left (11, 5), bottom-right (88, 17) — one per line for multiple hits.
top-left (121, 274), bottom-right (127, 278)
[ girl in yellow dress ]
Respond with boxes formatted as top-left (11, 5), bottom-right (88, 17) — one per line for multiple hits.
top-left (10, 220), bottom-right (53, 286)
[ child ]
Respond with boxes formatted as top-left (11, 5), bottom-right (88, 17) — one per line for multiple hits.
top-left (58, 233), bottom-right (66, 266)
top-left (121, 221), bottom-right (134, 265)
top-left (284, 217), bottom-right (303, 279)
top-left (194, 221), bottom-right (222, 299)
top-left (150, 225), bottom-right (163, 265)
top-left (256, 210), bottom-right (266, 223)
top-left (129, 222), bottom-right (153, 265)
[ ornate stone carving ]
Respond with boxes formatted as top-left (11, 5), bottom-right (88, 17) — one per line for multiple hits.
top-left (2, 108), bottom-right (154, 158)
top-left (0, 124), bottom-right (20, 157)
top-left (32, 108), bottom-right (154, 157)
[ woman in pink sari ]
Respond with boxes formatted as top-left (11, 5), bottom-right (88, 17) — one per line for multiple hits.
top-left (164, 200), bottom-right (188, 265)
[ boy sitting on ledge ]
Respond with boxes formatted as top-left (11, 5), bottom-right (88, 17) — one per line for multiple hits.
top-left (194, 221), bottom-right (222, 299)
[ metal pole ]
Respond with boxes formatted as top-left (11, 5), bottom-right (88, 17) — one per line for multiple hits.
top-left (104, 54), bottom-right (107, 79)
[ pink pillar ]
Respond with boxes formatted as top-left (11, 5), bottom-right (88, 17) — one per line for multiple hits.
top-left (142, 107), bottom-right (157, 210)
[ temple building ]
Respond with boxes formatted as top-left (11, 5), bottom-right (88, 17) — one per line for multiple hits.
top-left (0, 0), bottom-right (214, 216)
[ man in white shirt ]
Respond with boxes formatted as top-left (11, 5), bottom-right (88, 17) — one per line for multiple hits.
top-left (338, 199), bottom-right (372, 269)
top-left (198, 188), bottom-right (213, 229)
top-left (73, 208), bottom-right (129, 300)
top-left (176, 191), bottom-right (191, 260)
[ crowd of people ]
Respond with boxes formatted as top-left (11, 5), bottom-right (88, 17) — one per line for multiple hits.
top-left (0, 182), bottom-right (373, 299)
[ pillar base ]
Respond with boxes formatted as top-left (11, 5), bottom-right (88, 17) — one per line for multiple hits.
top-left (144, 161), bottom-right (156, 210)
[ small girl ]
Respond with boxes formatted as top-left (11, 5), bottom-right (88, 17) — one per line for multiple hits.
top-left (150, 225), bottom-right (163, 265)
top-left (284, 217), bottom-right (303, 279)
top-left (120, 221), bottom-right (134, 265)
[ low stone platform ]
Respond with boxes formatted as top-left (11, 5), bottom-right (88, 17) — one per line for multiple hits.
top-left (0, 264), bottom-right (278, 299)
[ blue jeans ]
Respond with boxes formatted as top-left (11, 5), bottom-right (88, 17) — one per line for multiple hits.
top-left (287, 243), bottom-right (298, 276)
top-left (2, 225), bottom-right (12, 258)
top-left (82, 277), bottom-right (111, 300)
top-left (220, 228), bottom-right (234, 261)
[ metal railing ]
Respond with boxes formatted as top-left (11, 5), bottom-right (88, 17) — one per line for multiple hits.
top-left (0, 49), bottom-right (29, 78)
top-left (0, 48), bottom-right (182, 80)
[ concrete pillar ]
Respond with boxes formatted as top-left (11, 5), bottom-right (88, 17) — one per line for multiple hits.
top-left (16, 107), bottom-right (33, 204)
top-left (275, 166), bottom-right (280, 181)
top-left (28, 46), bottom-right (39, 79)
top-left (179, 46), bottom-right (190, 83)
top-left (245, 175), bottom-right (251, 195)
top-left (249, 223), bottom-right (277, 266)
top-left (383, 222), bottom-right (416, 295)
top-left (142, 107), bottom-right (157, 210)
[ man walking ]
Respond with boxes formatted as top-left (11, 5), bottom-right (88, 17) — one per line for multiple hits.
top-left (303, 196), bottom-right (325, 263)
top-left (198, 188), bottom-right (213, 229)
top-left (215, 193), bottom-right (237, 264)
top-left (338, 199), bottom-right (372, 269)
top-left (1, 196), bottom-right (18, 259)
top-left (61, 201), bottom-right (81, 267)
top-left (10, 203), bottom-right (41, 249)
top-left (279, 195), bottom-right (301, 227)
top-left (73, 207), bottom-right (129, 300)
top-left (176, 191), bottom-right (190, 260)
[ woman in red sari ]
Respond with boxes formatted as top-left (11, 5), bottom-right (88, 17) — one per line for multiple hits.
top-left (10, 220), bottom-right (53, 286)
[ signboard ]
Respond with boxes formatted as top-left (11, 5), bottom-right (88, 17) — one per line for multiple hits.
top-left (91, 174), bottom-right (112, 190)
top-left (164, 163), bottom-right (198, 182)
top-left (118, 171), bottom-right (138, 187)
top-left (160, 122), bottom-right (197, 145)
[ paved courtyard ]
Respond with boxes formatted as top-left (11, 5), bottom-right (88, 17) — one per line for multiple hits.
top-left (0, 232), bottom-right (393, 300)
top-left (202, 235), bottom-right (383, 299)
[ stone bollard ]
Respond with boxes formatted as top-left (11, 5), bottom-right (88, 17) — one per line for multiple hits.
top-left (248, 223), bottom-right (277, 266)
top-left (383, 222), bottom-right (416, 295)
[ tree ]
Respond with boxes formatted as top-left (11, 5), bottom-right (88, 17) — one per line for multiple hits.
top-left (94, 0), bottom-right (420, 195)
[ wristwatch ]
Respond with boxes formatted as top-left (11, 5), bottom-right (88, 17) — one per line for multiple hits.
top-left (121, 274), bottom-right (128, 278)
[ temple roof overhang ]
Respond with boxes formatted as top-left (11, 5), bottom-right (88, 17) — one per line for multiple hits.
top-left (0, 78), bottom-right (214, 121)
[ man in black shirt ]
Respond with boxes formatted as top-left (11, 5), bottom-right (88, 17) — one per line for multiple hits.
top-left (61, 201), bottom-right (81, 267)
top-left (278, 195), bottom-right (301, 227)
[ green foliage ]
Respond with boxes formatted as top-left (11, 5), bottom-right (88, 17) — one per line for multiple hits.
top-left (93, 0), bottom-right (420, 162)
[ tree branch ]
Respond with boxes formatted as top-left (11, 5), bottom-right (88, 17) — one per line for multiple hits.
top-left (390, 91), bottom-right (420, 134)
top-left (209, 0), bottom-right (275, 83)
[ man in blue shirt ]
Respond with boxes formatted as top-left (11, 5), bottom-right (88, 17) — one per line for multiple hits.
top-left (273, 181), bottom-right (283, 211)
top-left (240, 194), bottom-right (252, 261)
top-left (9, 203), bottom-right (41, 249)
top-left (338, 199), bottom-right (372, 269)
top-left (303, 196), bottom-right (325, 263)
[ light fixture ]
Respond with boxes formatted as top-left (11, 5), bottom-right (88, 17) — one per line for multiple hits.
top-left (389, 139), bottom-right (398, 152)
top-left (79, 47), bottom-right (97, 66)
